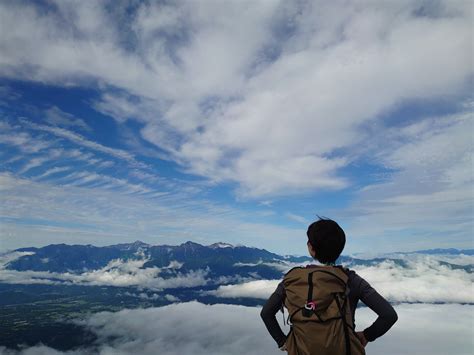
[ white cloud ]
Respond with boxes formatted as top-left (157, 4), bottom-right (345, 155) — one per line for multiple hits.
top-left (79, 302), bottom-right (285, 355)
top-left (1, 303), bottom-right (472, 355)
top-left (22, 121), bottom-right (146, 169)
top-left (0, 252), bottom-right (208, 290)
top-left (356, 303), bottom-right (474, 355)
top-left (0, 172), bottom-right (302, 254)
top-left (352, 258), bottom-right (474, 304)
top-left (0, 128), bottom-right (54, 154)
top-left (341, 110), bottom-right (473, 251)
top-left (57, 171), bottom-right (153, 195)
top-left (164, 294), bottom-right (180, 303)
top-left (44, 106), bottom-right (90, 131)
top-left (213, 257), bottom-right (474, 304)
top-left (210, 279), bottom-right (280, 299)
top-left (17, 156), bottom-right (50, 174)
top-left (285, 213), bottom-right (308, 224)
top-left (34, 167), bottom-right (72, 180)
top-left (0, 1), bottom-right (471, 197)
top-left (0, 251), bottom-right (35, 267)
top-left (371, 252), bottom-right (474, 267)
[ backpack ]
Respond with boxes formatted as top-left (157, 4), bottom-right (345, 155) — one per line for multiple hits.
top-left (283, 265), bottom-right (366, 355)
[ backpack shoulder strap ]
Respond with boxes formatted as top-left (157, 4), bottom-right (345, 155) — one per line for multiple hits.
top-left (283, 266), bottom-right (305, 277)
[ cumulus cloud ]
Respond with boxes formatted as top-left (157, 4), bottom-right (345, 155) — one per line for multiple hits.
top-left (214, 257), bottom-right (474, 304)
top-left (381, 252), bottom-right (474, 267)
top-left (1, 303), bottom-right (472, 355)
top-left (352, 258), bottom-right (474, 304)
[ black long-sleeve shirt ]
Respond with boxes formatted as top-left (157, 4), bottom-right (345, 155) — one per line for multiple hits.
top-left (260, 268), bottom-right (398, 348)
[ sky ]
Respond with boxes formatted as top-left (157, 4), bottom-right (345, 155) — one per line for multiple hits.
top-left (0, 0), bottom-right (472, 255)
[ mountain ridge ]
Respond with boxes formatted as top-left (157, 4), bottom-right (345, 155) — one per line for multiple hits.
top-left (5, 241), bottom-right (473, 277)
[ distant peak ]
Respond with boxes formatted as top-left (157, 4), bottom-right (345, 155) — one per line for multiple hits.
top-left (209, 242), bottom-right (234, 249)
top-left (181, 241), bottom-right (204, 247)
top-left (132, 240), bottom-right (149, 246)
top-left (110, 240), bottom-right (150, 250)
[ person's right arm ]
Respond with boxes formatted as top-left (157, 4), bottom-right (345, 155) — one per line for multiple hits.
top-left (260, 282), bottom-right (287, 348)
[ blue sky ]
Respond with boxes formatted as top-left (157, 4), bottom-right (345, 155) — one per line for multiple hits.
top-left (0, 0), bottom-right (472, 255)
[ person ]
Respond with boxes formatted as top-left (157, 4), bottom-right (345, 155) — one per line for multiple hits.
top-left (261, 218), bottom-right (398, 354)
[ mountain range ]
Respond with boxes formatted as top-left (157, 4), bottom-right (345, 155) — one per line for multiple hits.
top-left (6, 241), bottom-right (473, 277)
top-left (1, 241), bottom-right (472, 351)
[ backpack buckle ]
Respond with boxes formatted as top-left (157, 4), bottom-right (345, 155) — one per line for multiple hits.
top-left (302, 301), bottom-right (317, 317)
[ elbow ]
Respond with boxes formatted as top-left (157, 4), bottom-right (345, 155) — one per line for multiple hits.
top-left (388, 308), bottom-right (398, 325)
top-left (260, 303), bottom-right (274, 324)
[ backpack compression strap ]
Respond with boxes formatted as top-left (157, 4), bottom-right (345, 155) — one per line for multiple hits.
top-left (334, 292), bottom-right (352, 355)
top-left (302, 271), bottom-right (314, 317)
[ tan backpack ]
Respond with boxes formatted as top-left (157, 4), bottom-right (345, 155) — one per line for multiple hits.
top-left (283, 265), bottom-right (365, 355)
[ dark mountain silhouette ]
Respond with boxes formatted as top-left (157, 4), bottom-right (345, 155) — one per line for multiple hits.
top-left (7, 242), bottom-right (472, 277)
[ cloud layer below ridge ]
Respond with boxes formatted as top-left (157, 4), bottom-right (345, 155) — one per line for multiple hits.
top-left (1, 302), bottom-right (472, 355)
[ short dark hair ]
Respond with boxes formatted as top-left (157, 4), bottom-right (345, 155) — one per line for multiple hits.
top-left (306, 217), bottom-right (346, 264)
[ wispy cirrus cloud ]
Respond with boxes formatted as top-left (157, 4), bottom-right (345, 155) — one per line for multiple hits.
top-left (0, 172), bottom-right (301, 253)
top-left (44, 106), bottom-right (90, 131)
top-left (22, 120), bottom-right (146, 169)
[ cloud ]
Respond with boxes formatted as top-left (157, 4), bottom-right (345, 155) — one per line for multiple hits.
top-left (352, 258), bottom-right (474, 304)
top-left (0, 253), bottom-right (208, 291)
top-left (22, 120), bottom-right (146, 169)
top-left (78, 302), bottom-right (285, 355)
top-left (0, 172), bottom-right (302, 254)
top-left (0, 124), bottom-right (55, 154)
top-left (0, 119), bottom-right (169, 196)
top-left (341, 110), bottom-right (473, 251)
top-left (285, 213), bottom-right (308, 224)
top-left (210, 279), bottom-right (280, 299)
top-left (44, 106), bottom-right (90, 131)
top-left (34, 167), bottom-right (72, 180)
top-left (356, 303), bottom-right (474, 355)
top-left (213, 257), bottom-right (474, 304)
top-left (1, 303), bottom-right (473, 355)
top-left (57, 171), bottom-right (153, 195)
top-left (0, 1), bottom-right (471, 197)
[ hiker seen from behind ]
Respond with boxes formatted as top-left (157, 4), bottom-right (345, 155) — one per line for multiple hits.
top-left (261, 218), bottom-right (398, 355)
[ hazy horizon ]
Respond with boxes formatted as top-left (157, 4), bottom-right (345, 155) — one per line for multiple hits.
top-left (2, 238), bottom-right (473, 257)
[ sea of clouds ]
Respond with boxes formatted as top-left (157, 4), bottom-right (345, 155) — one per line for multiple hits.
top-left (1, 251), bottom-right (472, 354)
top-left (0, 302), bottom-right (472, 355)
